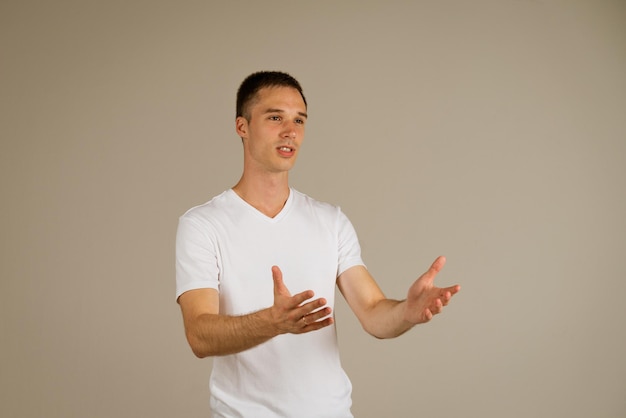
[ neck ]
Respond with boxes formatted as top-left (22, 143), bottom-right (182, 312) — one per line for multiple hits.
top-left (232, 172), bottom-right (291, 218)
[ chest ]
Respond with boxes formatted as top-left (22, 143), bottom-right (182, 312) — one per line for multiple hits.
top-left (214, 213), bottom-right (339, 315)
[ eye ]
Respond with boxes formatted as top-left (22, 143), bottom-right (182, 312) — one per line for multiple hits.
top-left (269, 115), bottom-right (281, 121)
top-left (295, 118), bottom-right (305, 125)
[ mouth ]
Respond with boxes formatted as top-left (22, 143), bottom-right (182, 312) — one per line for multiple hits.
top-left (276, 145), bottom-right (296, 159)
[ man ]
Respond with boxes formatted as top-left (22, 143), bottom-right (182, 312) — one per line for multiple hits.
top-left (176, 71), bottom-right (460, 417)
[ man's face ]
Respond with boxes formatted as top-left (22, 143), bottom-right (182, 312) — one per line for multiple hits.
top-left (236, 86), bottom-right (307, 175)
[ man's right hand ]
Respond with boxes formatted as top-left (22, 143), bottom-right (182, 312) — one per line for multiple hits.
top-left (178, 266), bottom-right (333, 358)
top-left (270, 265), bottom-right (334, 334)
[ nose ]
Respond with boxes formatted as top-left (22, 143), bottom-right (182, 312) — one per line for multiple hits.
top-left (282, 121), bottom-right (298, 139)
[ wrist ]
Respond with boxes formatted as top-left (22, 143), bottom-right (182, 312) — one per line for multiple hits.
top-left (256, 307), bottom-right (283, 337)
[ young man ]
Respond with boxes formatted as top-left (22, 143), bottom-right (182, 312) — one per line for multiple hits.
top-left (176, 71), bottom-right (460, 417)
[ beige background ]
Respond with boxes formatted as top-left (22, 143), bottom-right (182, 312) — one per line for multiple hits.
top-left (1, 0), bottom-right (625, 417)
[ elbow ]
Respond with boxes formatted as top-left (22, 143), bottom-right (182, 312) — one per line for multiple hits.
top-left (186, 333), bottom-right (213, 359)
top-left (190, 346), bottom-right (210, 359)
top-left (371, 332), bottom-right (387, 340)
top-left (361, 321), bottom-right (387, 340)
top-left (364, 325), bottom-right (391, 340)
top-left (362, 320), bottom-right (410, 340)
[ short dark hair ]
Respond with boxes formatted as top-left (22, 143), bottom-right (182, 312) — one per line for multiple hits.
top-left (236, 71), bottom-right (307, 120)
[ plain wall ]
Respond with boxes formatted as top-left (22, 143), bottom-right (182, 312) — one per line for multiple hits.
top-left (1, 0), bottom-right (625, 417)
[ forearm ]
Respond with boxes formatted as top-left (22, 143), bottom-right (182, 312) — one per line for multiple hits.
top-left (340, 259), bottom-right (459, 339)
top-left (185, 308), bottom-right (279, 357)
top-left (361, 299), bottom-right (415, 339)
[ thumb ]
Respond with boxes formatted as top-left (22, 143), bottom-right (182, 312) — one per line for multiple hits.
top-left (430, 255), bottom-right (446, 274)
top-left (419, 256), bottom-right (446, 284)
top-left (272, 265), bottom-right (291, 297)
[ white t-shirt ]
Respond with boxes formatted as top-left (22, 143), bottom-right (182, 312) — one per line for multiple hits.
top-left (176, 188), bottom-right (365, 417)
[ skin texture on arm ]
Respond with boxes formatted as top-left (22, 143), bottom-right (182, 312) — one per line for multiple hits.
top-left (337, 256), bottom-right (460, 339)
top-left (178, 266), bottom-right (334, 358)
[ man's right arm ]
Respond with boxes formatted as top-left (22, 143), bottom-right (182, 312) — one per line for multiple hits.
top-left (178, 266), bottom-right (333, 358)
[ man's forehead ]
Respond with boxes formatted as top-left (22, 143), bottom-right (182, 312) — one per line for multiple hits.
top-left (256, 86), bottom-right (303, 101)
top-left (250, 86), bottom-right (306, 111)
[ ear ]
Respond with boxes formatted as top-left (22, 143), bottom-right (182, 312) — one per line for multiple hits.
top-left (235, 116), bottom-right (248, 139)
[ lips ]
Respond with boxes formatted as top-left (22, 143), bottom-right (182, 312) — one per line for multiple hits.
top-left (276, 144), bottom-right (297, 158)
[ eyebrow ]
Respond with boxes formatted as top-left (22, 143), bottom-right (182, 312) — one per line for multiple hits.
top-left (263, 108), bottom-right (308, 118)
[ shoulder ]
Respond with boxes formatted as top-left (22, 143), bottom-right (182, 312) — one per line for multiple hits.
top-left (179, 190), bottom-right (234, 223)
top-left (290, 189), bottom-right (356, 230)
top-left (177, 190), bottom-right (243, 239)
top-left (291, 188), bottom-right (340, 214)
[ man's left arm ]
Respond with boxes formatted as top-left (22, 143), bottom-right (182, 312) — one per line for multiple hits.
top-left (336, 256), bottom-right (460, 339)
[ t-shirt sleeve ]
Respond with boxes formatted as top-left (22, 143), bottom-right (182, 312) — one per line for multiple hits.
top-left (336, 208), bottom-right (366, 277)
top-left (175, 214), bottom-right (220, 301)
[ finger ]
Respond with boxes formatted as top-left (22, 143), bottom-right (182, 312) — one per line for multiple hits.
top-left (290, 290), bottom-right (318, 308)
top-left (290, 297), bottom-right (327, 324)
top-left (440, 285), bottom-right (461, 301)
top-left (418, 256), bottom-right (446, 285)
top-left (300, 316), bottom-right (334, 333)
top-left (272, 265), bottom-right (292, 297)
top-left (303, 306), bottom-right (332, 323)
top-left (429, 255), bottom-right (446, 274)
top-left (300, 297), bottom-right (327, 310)
top-left (294, 298), bottom-right (330, 323)
top-left (423, 308), bottom-right (433, 322)
top-left (440, 294), bottom-right (450, 306)
top-left (431, 298), bottom-right (443, 314)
